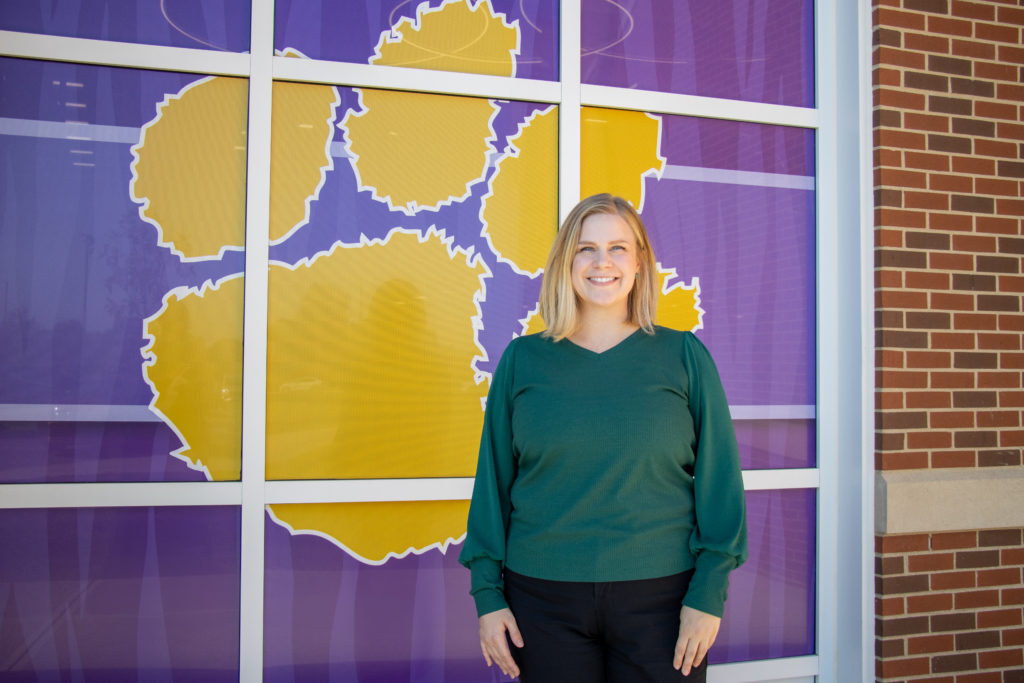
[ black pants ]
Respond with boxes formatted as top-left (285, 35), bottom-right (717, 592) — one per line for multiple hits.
top-left (503, 569), bottom-right (707, 683)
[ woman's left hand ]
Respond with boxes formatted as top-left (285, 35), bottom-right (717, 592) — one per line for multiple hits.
top-left (673, 605), bottom-right (721, 676)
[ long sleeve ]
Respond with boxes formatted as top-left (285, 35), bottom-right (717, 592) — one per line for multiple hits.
top-left (458, 339), bottom-right (519, 617)
top-left (681, 333), bottom-right (748, 618)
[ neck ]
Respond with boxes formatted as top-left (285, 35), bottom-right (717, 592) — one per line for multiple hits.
top-left (569, 308), bottom-right (639, 353)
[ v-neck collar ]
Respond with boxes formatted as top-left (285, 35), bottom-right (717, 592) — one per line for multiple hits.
top-left (560, 327), bottom-right (647, 357)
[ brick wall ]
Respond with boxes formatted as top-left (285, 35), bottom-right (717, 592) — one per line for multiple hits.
top-left (876, 530), bottom-right (1024, 680)
top-left (874, 0), bottom-right (1024, 679)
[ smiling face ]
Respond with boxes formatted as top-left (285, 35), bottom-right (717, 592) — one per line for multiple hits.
top-left (570, 211), bottom-right (641, 318)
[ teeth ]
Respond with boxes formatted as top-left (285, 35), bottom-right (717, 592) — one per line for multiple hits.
top-left (589, 277), bottom-right (615, 283)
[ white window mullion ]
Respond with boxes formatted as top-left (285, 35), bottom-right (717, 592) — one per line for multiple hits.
top-left (558, 0), bottom-right (581, 223)
top-left (238, 0), bottom-right (274, 680)
top-left (0, 30), bottom-right (250, 76)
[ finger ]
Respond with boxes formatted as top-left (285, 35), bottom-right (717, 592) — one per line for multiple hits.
top-left (506, 618), bottom-right (525, 648)
top-left (693, 639), bottom-right (709, 668)
top-left (681, 640), bottom-right (699, 676)
top-left (673, 636), bottom-right (688, 670)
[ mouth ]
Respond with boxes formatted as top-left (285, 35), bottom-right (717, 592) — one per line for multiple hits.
top-left (588, 276), bottom-right (618, 284)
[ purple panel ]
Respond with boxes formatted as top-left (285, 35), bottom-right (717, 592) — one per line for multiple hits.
top-left (640, 114), bottom-right (816, 409)
top-left (274, 0), bottom-right (558, 81)
top-left (0, 506), bottom-right (241, 681)
top-left (264, 516), bottom-right (505, 683)
top-left (0, 58), bottom-right (244, 482)
top-left (714, 489), bottom-right (816, 663)
top-left (736, 420), bottom-right (815, 470)
top-left (582, 0), bottom-right (814, 107)
top-left (0, 422), bottom-right (208, 483)
top-left (0, 0), bottom-right (251, 52)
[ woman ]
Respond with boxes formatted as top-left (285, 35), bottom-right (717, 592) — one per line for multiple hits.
top-left (459, 194), bottom-right (747, 682)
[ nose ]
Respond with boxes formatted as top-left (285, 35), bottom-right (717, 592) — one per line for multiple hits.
top-left (594, 247), bottom-right (612, 266)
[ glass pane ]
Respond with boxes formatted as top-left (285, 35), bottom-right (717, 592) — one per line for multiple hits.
top-left (736, 420), bottom-right (815, 470)
top-left (264, 503), bottom-right (488, 681)
top-left (266, 86), bottom-right (557, 479)
top-left (581, 0), bottom-right (814, 107)
top-left (580, 107), bottom-right (816, 467)
top-left (0, 57), bottom-right (246, 482)
top-left (0, 506), bottom-right (241, 681)
top-left (0, 0), bottom-right (252, 52)
top-left (716, 489), bottom-right (816, 662)
top-left (274, 0), bottom-right (558, 81)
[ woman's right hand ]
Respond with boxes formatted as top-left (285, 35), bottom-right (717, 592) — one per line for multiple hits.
top-left (478, 607), bottom-right (524, 678)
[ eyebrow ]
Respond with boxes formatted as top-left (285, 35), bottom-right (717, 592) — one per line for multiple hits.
top-left (577, 239), bottom-right (630, 245)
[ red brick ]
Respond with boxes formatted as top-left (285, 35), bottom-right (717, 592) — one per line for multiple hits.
top-left (933, 531), bottom-right (978, 549)
top-left (998, 198), bottom-right (1024, 216)
top-left (878, 349), bottom-right (904, 368)
top-left (879, 290), bottom-right (930, 308)
top-left (977, 410), bottom-right (1020, 427)
top-left (905, 112), bottom-right (950, 133)
top-left (955, 589), bottom-right (1001, 609)
top-left (951, 155), bottom-right (995, 175)
top-left (1002, 548), bottom-right (1024, 564)
top-left (951, 0), bottom-right (994, 21)
top-left (977, 648), bottom-right (1023, 669)
top-left (875, 66), bottom-right (902, 87)
top-left (1000, 44), bottom-right (1024, 64)
top-left (931, 410), bottom-right (974, 428)
top-left (877, 391), bottom-right (904, 409)
top-left (906, 271), bottom-right (950, 289)
top-left (1000, 392), bottom-right (1024, 408)
top-left (905, 190), bottom-right (950, 210)
top-left (931, 570), bottom-right (978, 589)
top-left (1005, 587), bottom-right (1024, 606)
top-left (1005, 627), bottom-right (1024, 646)
top-left (908, 592), bottom-right (954, 613)
top-left (906, 31), bottom-right (950, 53)
top-left (878, 451), bottom-right (931, 469)
top-left (879, 128), bottom-right (929, 150)
top-left (977, 21), bottom-right (1021, 43)
top-left (1003, 351), bottom-right (1024, 367)
top-left (878, 208), bottom-right (928, 229)
top-left (908, 551), bottom-right (955, 572)
top-left (976, 139), bottom-right (1019, 159)
top-left (931, 332), bottom-right (976, 349)
top-left (931, 371), bottom-right (976, 389)
top-left (929, 172), bottom-right (972, 192)
top-left (954, 674), bottom-right (1001, 683)
top-left (953, 314), bottom-right (998, 331)
top-left (878, 595), bottom-right (906, 615)
top-left (907, 350), bottom-right (952, 367)
top-left (975, 60), bottom-right (1020, 82)
top-left (930, 252), bottom-right (975, 270)
top-left (975, 100), bottom-right (1019, 121)
top-left (879, 167), bottom-right (930, 188)
top-left (978, 371), bottom-right (1023, 388)
top-left (877, 148), bottom-right (904, 167)
top-left (932, 450), bottom-right (976, 467)
top-left (977, 608), bottom-right (1023, 628)
top-left (909, 151), bottom-right (950, 171)
top-left (930, 212), bottom-right (974, 231)
top-left (928, 15), bottom-right (973, 36)
top-left (877, 656), bottom-right (931, 678)
top-left (998, 6), bottom-right (1024, 25)
top-left (951, 38), bottom-right (995, 60)
top-left (978, 333), bottom-right (1022, 350)
top-left (952, 234), bottom-right (996, 252)
top-left (877, 228), bottom-right (904, 247)
top-left (877, 87), bottom-right (928, 110)
top-left (979, 568), bottom-right (1022, 587)
top-left (975, 177), bottom-right (1020, 196)
top-left (998, 122), bottom-right (1024, 140)
top-left (976, 216), bottom-right (1019, 234)
top-left (908, 430), bottom-right (953, 448)
top-left (879, 534), bottom-right (931, 553)
top-left (1000, 430), bottom-right (1024, 446)
top-left (907, 633), bottom-right (955, 655)
top-left (906, 391), bottom-right (952, 408)
top-left (932, 652), bottom-right (978, 673)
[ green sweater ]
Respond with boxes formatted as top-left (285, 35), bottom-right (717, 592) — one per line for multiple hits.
top-left (459, 327), bottom-right (747, 618)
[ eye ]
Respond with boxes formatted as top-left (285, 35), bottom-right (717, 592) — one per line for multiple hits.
top-left (578, 245), bottom-right (594, 253)
top-left (611, 245), bottom-right (627, 252)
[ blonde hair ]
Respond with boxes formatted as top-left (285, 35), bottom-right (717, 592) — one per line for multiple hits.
top-left (539, 193), bottom-right (658, 341)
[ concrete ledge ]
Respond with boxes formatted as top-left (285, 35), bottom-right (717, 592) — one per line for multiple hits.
top-left (876, 466), bottom-right (1024, 535)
